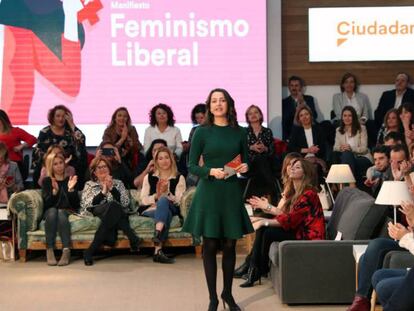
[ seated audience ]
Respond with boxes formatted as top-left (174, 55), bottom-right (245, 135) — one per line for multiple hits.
top-left (364, 146), bottom-right (391, 196)
top-left (90, 141), bottom-right (133, 188)
top-left (332, 72), bottom-right (370, 123)
top-left (282, 75), bottom-right (318, 140)
top-left (144, 103), bottom-right (183, 159)
top-left (0, 142), bottom-right (23, 203)
top-left (374, 72), bottom-right (414, 130)
top-left (333, 106), bottom-right (372, 187)
top-left (383, 131), bottom-right (405, 147)
top-left (288, 103), bottom-right (326, 183)
top-left (389, 144), bottom-right (412, 184)
top-left (399, 102), bottom-right (414, 146)
top-left (244, 105), bottom-right (276, 199)
top-left (133, 139), bottom-right (168, 189)
top-left (238, 158), bottom-right (325, 287)
top-left (80, 157), bottom-right (141, 266)
top-left (32, 105), bottom-right (87, 188)
top-left (102, 107), bottom-right (142, 171)
top-left (41, 153), bottom-right (79, 266)
top-left (377, 109), bottom-right (402, 146)
top-left (372, 223), bottom-right (414, 311)
top-left (38, 145), bottom-right (75, 187)
top-left (140, 146), bottom-right (186, 264)
top-left (0, 110), bottom-right (36, 180)
top-left (347, 200), bottom-right (414, 311)
top-left (182, 103), bottom-right (206, 153)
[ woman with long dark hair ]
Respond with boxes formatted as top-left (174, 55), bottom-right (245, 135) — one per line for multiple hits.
top-left (183, 88), bottom-right (253, 311)
top-left (103, 107), bottom-right (142, 171)
top-left (333, 106), bottom-right (372, 186)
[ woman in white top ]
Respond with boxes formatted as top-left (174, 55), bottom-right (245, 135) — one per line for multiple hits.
top-left (140, 146), bottom-right (186, 264)
top-left (333, 106), bottom-right (372, 187)
top-left (143, 103), bottom-right (183, 158)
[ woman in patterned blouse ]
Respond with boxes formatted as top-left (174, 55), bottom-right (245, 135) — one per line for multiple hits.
top-left (31, 105), bottom-right (87, 188)
top-left (244, 105), bottom-right (276, 199)
top-left (240, 158), bottom-right (325, 287)
top-left (80, 156), bottom-right (141, 266)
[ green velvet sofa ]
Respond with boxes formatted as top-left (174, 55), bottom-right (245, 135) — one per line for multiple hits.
top-left (8, 187), bottom-right (201, 262)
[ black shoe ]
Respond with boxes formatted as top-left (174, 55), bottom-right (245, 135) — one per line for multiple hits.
top-left (208, 299), bottom-right (219, 311)
top-left (83, 251), bottom-right (94, 266)
top-left (240, 266), bottom-right (261, 288)
top-left (220, 293), bottom-right (241, 311)
top-left (153, 250), bottom-right (175, 264)
top-left (152, 230), bottom-right (162, 245)
top-left (130, 237), bottom-right (143, 253)
top-left (233, 255), bottom-right (250, 278)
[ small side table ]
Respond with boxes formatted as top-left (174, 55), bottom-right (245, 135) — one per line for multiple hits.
top-left (0, 205), bottom-right (16, 261)
top-left (353, 244), bottom-right (368, 290)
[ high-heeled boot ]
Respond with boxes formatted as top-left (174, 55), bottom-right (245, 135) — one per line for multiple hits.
top-left (233, 254), bottom-right (251, 278)
top-left (220, 292), bottom-right (241, 311)
top-left (239, 266), bottom-right (261, 288)
top-left (207, 298), bottom-right (219, 311)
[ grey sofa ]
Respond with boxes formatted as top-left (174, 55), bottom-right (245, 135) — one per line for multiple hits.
top-left (269, 187), bottom-right (389, 304)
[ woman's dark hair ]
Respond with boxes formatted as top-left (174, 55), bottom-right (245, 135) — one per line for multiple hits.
top-left (149, 103), bottom-right (175, 127)
top-left (0, 109), bottom-right (12, 132)
top-left (245, 105), bottom-right (264, 124)
top-left (339, 106), bottom-right (361, 136)
top-left (108, 107), bottom-right (132, 129)
top-left (340, 72), bottom-right (359, 93)
top-left (0, 142), bottom-right (9, 162)
top-left (47, 105), bottom-right (72, 127)
top-left (205, 88), bottom-right (238, 128)
top-left (89, 156), bottom-right (112, 181)
top-left (146, 139), bottom-right (168, 162)
top-left (398, 102), bottom-right (414, 126)
top-left (191, 103), bottom-right (206, 125)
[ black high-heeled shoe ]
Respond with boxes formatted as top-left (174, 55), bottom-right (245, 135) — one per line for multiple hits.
top-left (233, 254), bottom-right (251, 279)
top-left (220, 293), bottom-right (241, 311)
top-left (239, 266), bottom-right (261, 288)
top-left (83, 251), bottom-right (94, 266)
top-left (207, 298), bottom-right (219, 311)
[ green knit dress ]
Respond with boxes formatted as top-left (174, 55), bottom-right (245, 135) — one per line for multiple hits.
top-left (182, 124), bottom-right (254, 239)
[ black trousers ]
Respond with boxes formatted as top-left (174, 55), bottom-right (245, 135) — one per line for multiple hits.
top-left (250, 226), bottom-right (296, 274)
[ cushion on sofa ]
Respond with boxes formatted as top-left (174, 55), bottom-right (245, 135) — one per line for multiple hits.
top-left (327, 187), bottom-right (388, 240)
top-left (8, 190), bottom-right (43, 231)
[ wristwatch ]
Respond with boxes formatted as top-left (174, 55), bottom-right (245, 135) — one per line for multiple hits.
top-left (264, 221), bottom-right (269, 227)
top-left (266, 204), bottom-right (272, 211)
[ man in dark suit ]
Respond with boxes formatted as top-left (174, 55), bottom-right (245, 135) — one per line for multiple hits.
top-left (374, 72), bottom-right (414, 129)
top-left (282, 76), bottom-right (318, 140)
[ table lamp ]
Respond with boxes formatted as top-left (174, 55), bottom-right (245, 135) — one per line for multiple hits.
top-left (325, 164), bottom-right (356, 203)
top-left (375, 181), bottom-right (412, 224)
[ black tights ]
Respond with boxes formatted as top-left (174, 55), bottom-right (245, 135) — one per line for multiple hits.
top-left (202, 237), bottom-right (236, 301)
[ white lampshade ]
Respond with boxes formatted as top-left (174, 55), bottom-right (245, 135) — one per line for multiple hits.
top-left (375, 181), bottom-right (412, 206)
top-left (325, 164), bottom-right (356, 183)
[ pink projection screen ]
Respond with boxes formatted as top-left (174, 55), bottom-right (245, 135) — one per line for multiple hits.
top-left (0, 0), bottom-right (267, 144)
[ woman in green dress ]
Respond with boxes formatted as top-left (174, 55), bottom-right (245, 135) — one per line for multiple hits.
top-left (183, 88), bottom-right (254, 311)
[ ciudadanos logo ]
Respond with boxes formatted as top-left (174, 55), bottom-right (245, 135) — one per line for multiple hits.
top-left (336, 19), bottom-right (414, 46)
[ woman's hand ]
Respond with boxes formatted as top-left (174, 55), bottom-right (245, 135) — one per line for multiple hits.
top-left (105, 175), bottom-right (113, 191)
top-left (400, 201), bottom-right (414, 227)
top-left (121, 124), bottom-right (129, 141)
top-left (340, 144), bottom-right (351, 152)
top-left (252, 219), bottom-right (268, 231)
top-left (156, 179), bottom-right (169, 197)
top-left (67, 175), bottom-right (78, 191)
top-left (247, 196), bottom-right (269, 210)
top-left (51, 178), bottom-right (59, 195)
top-left (64, 111), bottom-right (75, 131)
top-left (145, 160), bottom-right (155, 173)
top-left (114, 147), bottom-right (122, 163)
top-left (388, 222), bottom-right (411, 240)
top-left (13, 144), bottom-right (25, 153)
top-left (308, 145), bottom-right (320, 154)
top-left (210, 168), bottom-right (227, 179)
top-left (235, 163), bottom-right (248, 174)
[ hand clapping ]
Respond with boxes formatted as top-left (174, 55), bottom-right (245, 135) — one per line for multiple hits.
top-left (67, 175), bottom-right (78, 191)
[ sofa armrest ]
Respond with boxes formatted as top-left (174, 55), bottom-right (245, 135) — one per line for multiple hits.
top-left (383, 250), bottom-right (414, 269)
top-left (276, 240), bottom-right (369, 304)
top-left (7, 190), bottom-right (43, 249)
top-left (179, 187), bottom-right (195, 220)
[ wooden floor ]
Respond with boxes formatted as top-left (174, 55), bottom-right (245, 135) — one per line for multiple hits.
top-left (0, 250), bottom-right (348, 311)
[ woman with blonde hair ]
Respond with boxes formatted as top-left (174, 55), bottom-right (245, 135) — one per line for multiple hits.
top-left (241, 158), bottom-right (325, 287)
top-left (42, 152), bottom-right (79, 266)
top-left (140, 146), bottom-right (186, 263)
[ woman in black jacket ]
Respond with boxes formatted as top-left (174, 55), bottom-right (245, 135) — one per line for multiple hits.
top-left (42, 152), bottom-right (79, 266)
top-left (288, 104), bottom-right (327, 183)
